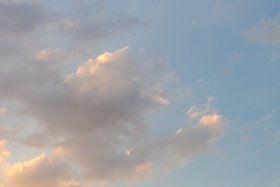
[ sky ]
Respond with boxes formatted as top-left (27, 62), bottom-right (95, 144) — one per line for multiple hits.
top-left (0, 0), bottom-right (280, 186)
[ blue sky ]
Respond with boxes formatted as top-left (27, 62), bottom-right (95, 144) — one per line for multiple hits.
top-left (0, 0), bottom-right (279, 186)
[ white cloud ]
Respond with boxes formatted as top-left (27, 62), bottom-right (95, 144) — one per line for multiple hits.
top-left (244, 15), bottom-right (280, 45)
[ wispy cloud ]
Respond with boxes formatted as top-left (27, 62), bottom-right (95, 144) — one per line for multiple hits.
top-left (244, 15), bottom-right (280, 45)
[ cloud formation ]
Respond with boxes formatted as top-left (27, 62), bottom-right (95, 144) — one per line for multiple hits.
top-left (0, 140), bottom-right (10, 163)
top-left (244, 15), bottom-right (280, 45)
top-left (0, 0), bottom-right (227, 186)
top-left (0, 1), bottom-right (50, 35)
top-left (20, 47), bottom-right (172, 181)
top-left (1, 152), bottom-right (80, 187)
top-left (0, 44), bottom-right (226, 185)
top-left (59, 17), bottom-right (142, 45)
top-left (274, 129), bottom-right (280, 144)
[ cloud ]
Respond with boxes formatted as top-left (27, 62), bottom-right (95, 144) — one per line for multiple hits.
top-left (0, 0), bottom-right (48, 57)
top-left (0, 0), bottom-right (142, 61)
top-left (0, 141), bottom-right (79, 187)
top-left (55, 1), bottom-right (143, 45)
top-left (23, 132), bottom-right (55, 148)
top-left (0, 107), bottom-right (6, 116)
top-left (0, 0), bottom-right (229, 185)
top-left (0, 140), bottom-right (10, 163)
top-left (59, 17), bottom-right (143, 45)
top-left (199, 114), bottom-right (220, 126)
top-left (23, 47), bottom-right (172, 181)
top-left (0, 140), bottom-right (10, 180)
top-left (3, 153), bottom-right (80, 187)
top-left (0, 43), bottom-right (227, 185)
top-left (0, 46), bottom-right (171, 181)
top-left (0, 1), bottom-right (50, 36)
top-left (274, 129), bottom-right (280, 144)
top-left (17, 47), bottom-right (169, 136)
top-left (187, 96), bottom-right (215, 119)
top-left (244, 15), bottom-right (280, 45)
top-left (35, 48), bottom-right (69, 62)
top-left (53, 93), bottom-right (225, 183)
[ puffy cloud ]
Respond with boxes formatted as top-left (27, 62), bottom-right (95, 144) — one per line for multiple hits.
top-left (0, 43), bottom-right (227, 184)
top-left (0, 46), bottom-right (172, 181)
top-left (0, 0), bottom-right (230, 185)
top-left (18, 47), bottom-right (168, 136)
top-left (3, 153), bottom-right (80, 187)
top-left (28, 47), bottom-right (172, 181)
top-left (244, 15), bottom-right (280, 45)
top-left (199, 114), bottom-right (221, 126)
